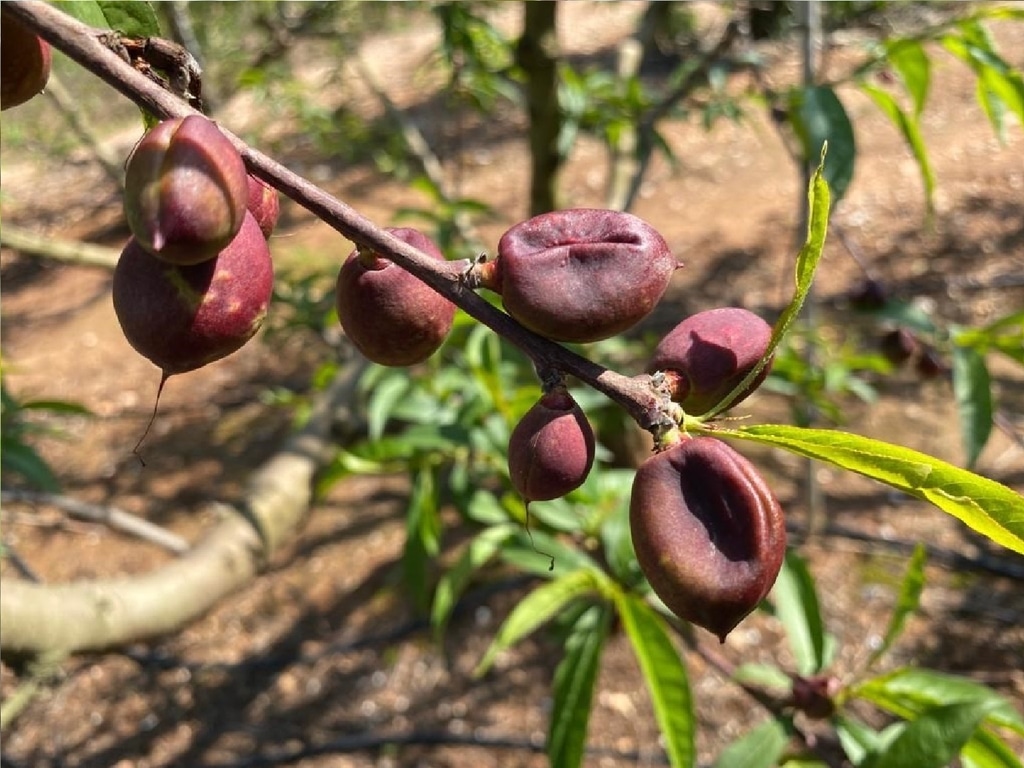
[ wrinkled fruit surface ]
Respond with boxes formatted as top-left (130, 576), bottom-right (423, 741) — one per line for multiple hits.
top-left (113, 212), bottom-right (273, 375)
top-left (1, 10), bottom-right (51, 111)
top-left (124, 115), bottom-right (249, 265)
top-left (495, 208), bottom-right (678, 343)
top-left (508, 388), bottom-right (595, 502)
top-left (335, 228), bottom-right (455, 366)
top-left (630, 436), bottom-right (786, 642)
top-left (648, 307), bottom-right (773, 415)
top-left (246, 174), bottom-right (281, 239)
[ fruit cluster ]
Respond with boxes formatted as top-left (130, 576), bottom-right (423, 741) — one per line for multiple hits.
top-left (113, 115), bottom-right (279, 379)
top-left (108, 115), bottom-right (783, 641)
top-left (331, 207), bottom-right (783, 641)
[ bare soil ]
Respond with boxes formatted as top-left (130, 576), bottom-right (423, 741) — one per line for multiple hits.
top-left (2, 4), bottom-right (1023, 767)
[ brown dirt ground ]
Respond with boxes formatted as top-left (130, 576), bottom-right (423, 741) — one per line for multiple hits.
top-left (2, 3), bottom-right (1023, 767)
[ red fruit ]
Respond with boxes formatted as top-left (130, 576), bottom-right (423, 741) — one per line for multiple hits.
top-left (494, 208), bottom-right (679, 343)
top-left (630, 436), bottom-right (786, 642)
top-left (879, 328), bottom-right (918, 367)
top-left (246, 175), bottom-right (281, 238)
top-left (123, 115), bottom-right (249, 265)
top-left (335, 228), bottom-right (456, 367)
top-left (1, 10), bottom-right (51, 111)
top-left (508, 388), bottom-right (595, 502)
top-left (113, 212), bottom-right (273, 375)
top-left (647, 307), bottom-right (774, 415)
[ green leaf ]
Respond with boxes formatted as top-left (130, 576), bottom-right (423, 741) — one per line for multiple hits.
top-left (547, 604), bottom-right (613, 768)
top-left (962, 727), bottom-right (1024, 768)
top-left (851, 667), bottom-right (1024, 737)
top-left (474, 568), bottom-right (602, 677)
top-left (771, 551), bottom-right (830, 675)
top-left (615, 592), bottom-right (695, 768)
top-left (714, 425), bottom-right (1024, 555)
top-left (860, 83), bottom-right (936, 212)
top-left (733, 663), bottom-right (793, 692)
top-left (0, 439), bottom-right (61, 492)
top-left (951, 345), bottom-right (993, 469)
top-left (868, 544), bottom-right (927, 667)
top-left (713, 718), bottom-right (791, 768)
top-left (365, 372), bottom-right (412, 441)
top-left (403, 466), bottom-right (442, 612)
top-left (54, 1), bottom-right (160, 37)
top-left (431, 523), bottom-right (518, 641)
top-left (886, 39), bottom-right (931, 116)
top-left (789, 85), bottom-right (856, 201)
top-left (836, 715), bottom-right (883, 765)
top-left (865, 700), bottom-right (1005, 768)
top-left (705, 155), bottom-right (829, 419)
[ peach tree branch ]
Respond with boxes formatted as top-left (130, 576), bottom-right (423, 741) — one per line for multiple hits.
top-left (5, 0), bottom-right (677, 435)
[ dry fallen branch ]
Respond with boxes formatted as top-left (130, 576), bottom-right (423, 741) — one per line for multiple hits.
top-left (0, 366), bottom-right (359, 654)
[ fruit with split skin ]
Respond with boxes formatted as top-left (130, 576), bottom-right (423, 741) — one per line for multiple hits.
top-left (508, 387), bottom-right (596, 503)
top-left (1, 9), bottom-right (51, 111)
top-left (123, 114), bottom-right (249, 265)
top-left (335, 228), bottom-right (456, 367)
top-left (113, 212), bottom-right (274, 375)
top-left (648, 307), bottom-right (774, 416)
top-left (629, 435), bottom-right (786, 642)
top-left (490, 208), bottom-right (679, 343)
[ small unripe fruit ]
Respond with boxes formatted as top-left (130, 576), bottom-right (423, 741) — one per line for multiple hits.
top-left (123, 115), bottom-right (249, 265)
top-left (508, 388), bottom-right (595, 502)
top-left (1, 10), bottom-right (51, 111)
top-left (494, 208), bottom-right (679, 343)
top-left (335, 228), bottom-right (455, 366)
top-left (113, 212), bottom-right (273, 375)
top-left (648, 307), bottom-right (774, 415)
top-left (630, 436), bottom-right (786, 642)
top-left (246, 175), bottom-right (281, 238)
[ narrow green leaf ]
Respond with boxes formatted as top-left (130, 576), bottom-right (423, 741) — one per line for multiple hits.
top-left (431, 524), bottom-right (518, 641)
top-left (952, 345), bottom-right (993, 469)
top-left (962, 727), bottom-right (1024, 768)
top-left (860, 83), bottom-right (936, 211)
top-left (615, 593), bottom-right (695, 768)
top-left (53, 1), bottom-right (160, 37)
top-left (713, 718), bottom-right (791, 768)
top-left (789, 85), bottom-right (856, 201)
top-left (733, 663), bottom-right (793, 692)
top-left (836, 714), bottom-right (883, 765)
top-left (474, 568), bottom-right (601, 677)
top-left (705, 156), bottom-right (829, 419)
top-left (866, 700), bottom-right (1003, 768)
top-left (851, 667), bottom-right (1024, 737)
top-left (868, 543), bottom-right (927, 667)
top-left (771, 551), bottom-right (829, 675)
top-left (886, 39), bottom-right (931, 115)
top-left (713, 425), bottom-right (1024, 555)
top-left (365, 372), bottom-right (412, 441)
top-left (403, 466), bottom-right (441, 612)
top-left (0, 440), bottom-right (61, 492)
top-left (548, 604), bottom-right (613, 768)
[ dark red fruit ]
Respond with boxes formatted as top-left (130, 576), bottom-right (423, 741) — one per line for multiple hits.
top-left (494, 208), bottom-right (679, 343)
top-left (246, 175), bottom-right (281, 238)
top-left (915, 346), bottom-right (947, 379)
top-left (647, 307), bottom-right (774, 416)
top-left (879, 328), bottom-right (918, 367)
top-left (113, 212), bottom-right (273, 375)
top-left (508, 388), bottom-right (595, 502)
top-left (629, 436), bottom-right (786, 642)
top-left (123, 115), bottom-right (249, 265)
top-left (335, 228), bottom-right (455, 366)
top-left (1, 10), bottom-right (51, 111)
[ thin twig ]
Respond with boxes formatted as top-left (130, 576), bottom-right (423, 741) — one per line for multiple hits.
top-left (1, 489), bottom-right (190, 555)
top-left (0, 225), bottom-right (121, 269)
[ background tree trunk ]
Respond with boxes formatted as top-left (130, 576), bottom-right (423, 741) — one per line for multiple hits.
top-left (517, 0), bottom-right (561, 216)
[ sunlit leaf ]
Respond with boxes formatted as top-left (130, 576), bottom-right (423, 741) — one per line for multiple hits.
top-left (615, 592), bottom-right (694, 768)
top-left (548, 604), bottom-right (613, 768)
top-left (713, 718), bottom-right (791, 768)
top-left (864, 700), bottom-right (1005, 768)
top-left (713, 425), bottom-right (1024, 555)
